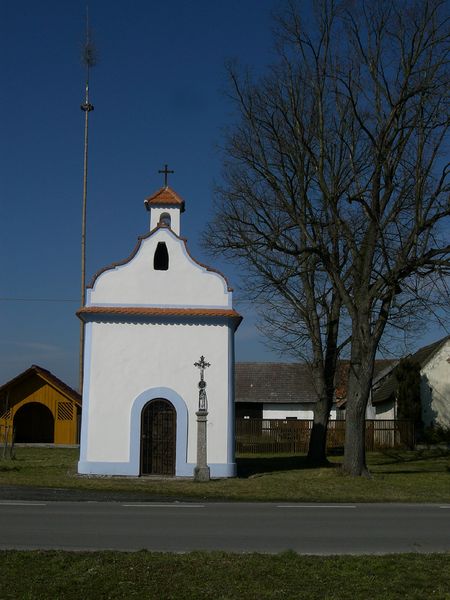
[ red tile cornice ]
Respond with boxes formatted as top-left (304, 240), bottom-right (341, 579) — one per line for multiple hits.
top-left (77, 306), bottom-right (242, 328)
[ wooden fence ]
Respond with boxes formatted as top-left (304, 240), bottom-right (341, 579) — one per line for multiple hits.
top-left (235, 419), bottom-right (414, 454)
top-left (0, 424), bottom-right (15, 458)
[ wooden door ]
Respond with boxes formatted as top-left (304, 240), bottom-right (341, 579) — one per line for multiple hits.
top-left (141, 399), bottom-right (176, 475)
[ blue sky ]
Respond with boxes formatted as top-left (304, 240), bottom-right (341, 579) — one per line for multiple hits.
top-left (0, 0), bottom-right (285, 388)
top-left (1, 0), bottom-right (447, 390)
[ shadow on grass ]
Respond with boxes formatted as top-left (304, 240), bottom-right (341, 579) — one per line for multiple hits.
top-left (236, 455), bottom-right (338, 478)
top-left (374, 467), bottom-right (446, 475)
top-left (372, 448), bottom-right (450, 467)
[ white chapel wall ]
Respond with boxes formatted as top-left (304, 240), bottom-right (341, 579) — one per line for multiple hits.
top-left (149, 206), bottom-right (181, 235)
top-left (81, 319), bottom-right (233, 474)
top-left (88, 229), bottom-right (231, 309)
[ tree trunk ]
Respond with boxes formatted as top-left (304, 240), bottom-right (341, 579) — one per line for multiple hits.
top-left (342, 390), bottom-right (369, 476)
top-left (307, 294), bottom-right (341, 465)
top-left (342, 332), bottom-right (376, 477)
top-left (307, 397), bottom-right (331, 464)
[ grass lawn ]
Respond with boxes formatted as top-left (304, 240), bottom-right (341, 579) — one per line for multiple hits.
top-left (0, 447), bottom-right (449, 502)
top-left (0, 550), bottom-right (449, 599)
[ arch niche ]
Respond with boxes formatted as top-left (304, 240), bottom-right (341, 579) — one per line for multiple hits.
top-left (14, 402), bottom-right (54, 443)
top-left (141, 398), bottom-right (176, 475)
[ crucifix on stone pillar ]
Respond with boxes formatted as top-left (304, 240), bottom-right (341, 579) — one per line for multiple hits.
top-left (194, 355), bottom-right (211, 482)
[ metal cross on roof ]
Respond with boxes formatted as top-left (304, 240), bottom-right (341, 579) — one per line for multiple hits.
top-left (194, 355), bottom-right (211, 381)
top-left (158, 163), bottom-right (174, 187)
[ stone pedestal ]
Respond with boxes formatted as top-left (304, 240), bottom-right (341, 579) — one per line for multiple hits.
top-left (194, 410), bottom-right (210, 482)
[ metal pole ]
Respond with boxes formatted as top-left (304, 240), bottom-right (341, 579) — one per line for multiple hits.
top-left (79, 9), bottom-right (95, 393)
top-left (79, 106), bottom-right (89, 392)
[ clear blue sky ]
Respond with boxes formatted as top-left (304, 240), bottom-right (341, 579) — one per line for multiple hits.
top-left (0, 0), bottom-right (286, 389)
top-left (1, 0), bottom-right (446, 390)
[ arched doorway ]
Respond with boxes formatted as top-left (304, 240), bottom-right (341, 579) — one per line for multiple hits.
top-left (14, 402), bottom-right (54, 443)
top-left (141, 399), bottom-right (176, 475)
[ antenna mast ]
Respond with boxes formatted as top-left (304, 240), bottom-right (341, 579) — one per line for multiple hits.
top-left (79, 5), bottom-right (96, 392)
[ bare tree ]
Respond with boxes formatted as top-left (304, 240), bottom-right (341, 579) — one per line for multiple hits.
top-left (206, 0), bottom-right (449, 474)
top-left (205, 3), bottom-right (351, 464)
top-left (322, 0), bottom-right (450, 475)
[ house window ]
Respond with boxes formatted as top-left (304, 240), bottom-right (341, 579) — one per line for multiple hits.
top-left (154, 242), bottom-right (169, 270)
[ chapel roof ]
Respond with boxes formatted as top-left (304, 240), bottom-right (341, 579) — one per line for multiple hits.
top-left (144, 186), bottom-right (185, 212)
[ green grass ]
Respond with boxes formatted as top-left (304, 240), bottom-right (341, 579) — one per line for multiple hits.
top-left (0, 550), bottom-right (449, 599)
top-left (0, 447), bottom-right (449, 502)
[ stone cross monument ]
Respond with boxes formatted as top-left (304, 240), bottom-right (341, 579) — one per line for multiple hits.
top-left (194, 355), bottom-right (211, 482)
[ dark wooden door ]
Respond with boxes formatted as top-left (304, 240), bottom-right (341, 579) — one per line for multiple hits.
top-left (141, 399), bottom-right (176, 475)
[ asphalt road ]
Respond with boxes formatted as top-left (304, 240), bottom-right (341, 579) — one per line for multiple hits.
top-left (0, 501), bottom-right (449, 554)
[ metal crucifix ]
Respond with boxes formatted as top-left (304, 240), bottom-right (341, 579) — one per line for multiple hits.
top-left (194, 355), bottom-right (210, 412)
top-left (158, 163), bottom-right (174, 187)
top-left (194, 355), bottom-right (210, 382)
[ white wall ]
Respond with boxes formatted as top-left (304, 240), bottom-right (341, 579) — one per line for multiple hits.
top-left (149, 206), bottom-right (181, 235)
top-left (262, 403), bottom-right (339, 420)
top-left (421, 339), bottom-right (450, 427)
top-left (80, 319), bottom-right (234, 476)
top-left (88, 228), bottom-right (231, 309)
top-left (374, 402), bottom-right (395, 420)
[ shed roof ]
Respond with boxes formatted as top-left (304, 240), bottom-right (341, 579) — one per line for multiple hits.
top-left (0, 365), bottom-right (81, 405)
top-left (235, 360), bottom-right (396, 405)
top-left (235, 363), bottom-right (319, 404)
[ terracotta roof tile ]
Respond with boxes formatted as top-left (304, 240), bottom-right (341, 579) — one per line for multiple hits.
top-left (77, 306), bottom-right (242, 326)
top-left (144, 186), bottom-right (185, 212)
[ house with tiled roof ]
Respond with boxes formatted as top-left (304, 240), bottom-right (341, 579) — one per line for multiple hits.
top-left (77, 181), bottom-right (241, 478)
top-left (235, 360), bottom-right (397, 420)
top-left (0, 365), bottom-right (81, 445)
top-left (370, 335), bottom-right (450, 426)
top-left (235, 363), bottom-right (322, 419)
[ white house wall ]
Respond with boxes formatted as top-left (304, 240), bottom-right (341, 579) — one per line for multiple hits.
top-left (88, 228), bottom-right (231, 308)
top-left (262, 404), bottom-right (339, 420)
top-left (421, 339), bottom-right (450, 427)
top-left (374, 401), bottom-right (395, 420)
top-left (79, 319), bottom-right (235, 477)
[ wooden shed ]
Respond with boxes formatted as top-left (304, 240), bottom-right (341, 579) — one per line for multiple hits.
top-left (0, 365), bottom-right (81, 445)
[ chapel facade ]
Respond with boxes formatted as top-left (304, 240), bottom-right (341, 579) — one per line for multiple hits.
top-left (77, 184), bottom-right (241, 477)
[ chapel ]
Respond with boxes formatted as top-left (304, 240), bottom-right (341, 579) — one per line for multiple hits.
top-left (77, 180), bottom-right (241, 477)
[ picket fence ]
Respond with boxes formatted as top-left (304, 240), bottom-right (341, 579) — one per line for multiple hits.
top-left (235, 418), bottom-right (414, 454)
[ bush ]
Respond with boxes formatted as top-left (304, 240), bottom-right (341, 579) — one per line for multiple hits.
top-left (422, 424), bottom-right (450, 445)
